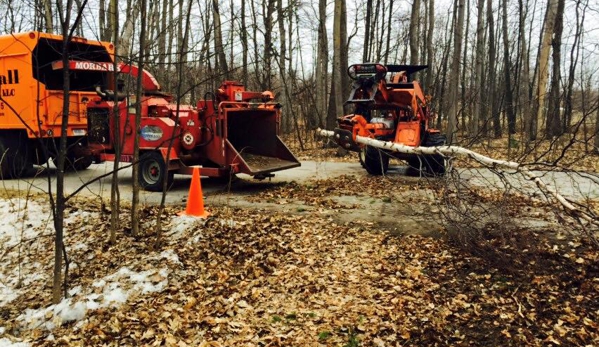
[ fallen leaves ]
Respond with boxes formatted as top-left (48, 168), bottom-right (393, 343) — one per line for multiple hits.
top-left (1, 181), bottom-right (598, 346)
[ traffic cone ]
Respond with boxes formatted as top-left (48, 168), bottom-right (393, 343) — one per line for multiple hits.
top-left (179, 166), bottom-right (210, 218)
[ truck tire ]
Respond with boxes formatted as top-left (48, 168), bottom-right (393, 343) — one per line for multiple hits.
top-left (54, 154), bottom-right (93, 171)
top-left (138, 151), bottom-right (174, 192)
top-left (0, 134), bottom-right (32, 179)
top-left (66, 154), bottom-right (93, 171)
top-left (363, 145), bottom-right (389, 175)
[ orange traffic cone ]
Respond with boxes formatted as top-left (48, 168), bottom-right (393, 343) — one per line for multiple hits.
top-left (178, 166), bottom-right (210, 218)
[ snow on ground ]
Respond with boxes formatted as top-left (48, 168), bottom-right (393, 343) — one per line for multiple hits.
top-left (0, 197), bottom-right (181, 346)
top-left (16, 266), bottom-right (170, 331)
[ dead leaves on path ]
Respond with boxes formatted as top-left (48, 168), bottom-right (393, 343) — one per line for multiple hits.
top-left (1, 196), bottom-right (595, 347)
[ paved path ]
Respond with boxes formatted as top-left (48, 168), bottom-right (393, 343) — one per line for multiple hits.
top-left (2, 161), bottom-right (598, 205)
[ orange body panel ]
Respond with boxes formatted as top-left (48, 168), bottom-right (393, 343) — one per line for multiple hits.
top-left (394, 121), bottom-right (421, 146)
top-left (0, 31), bottom-right (114, 139)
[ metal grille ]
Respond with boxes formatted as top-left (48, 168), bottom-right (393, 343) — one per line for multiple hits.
top-left (87, 107), bottom-right (110, 144)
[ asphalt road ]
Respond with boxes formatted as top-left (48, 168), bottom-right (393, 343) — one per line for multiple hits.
top-left (2, 161), bottom-right (598, 206)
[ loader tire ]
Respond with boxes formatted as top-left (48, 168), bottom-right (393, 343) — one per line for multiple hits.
top-left (422, 133), bottom-right (447, 177)
top-left (0, 133), bottom-right (32, 179)
top-left (363, 145), bottom-right (389, 175)
top-left (358, 147), bottom-right (366, 168)
top-left (139, 151), bottom-right (174, 192)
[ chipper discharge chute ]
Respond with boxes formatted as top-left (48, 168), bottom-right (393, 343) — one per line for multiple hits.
top-left (220, 106), bottom-right (300, 179)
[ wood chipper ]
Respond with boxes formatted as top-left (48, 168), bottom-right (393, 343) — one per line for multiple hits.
top-left (86, 75), bottom-right (300, 191)
top-left (0, 31), bottom-right (115, 178)
top-left (332, 63), bottom-right (446, 176)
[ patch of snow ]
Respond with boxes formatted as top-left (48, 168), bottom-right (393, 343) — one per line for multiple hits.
top-left (0, 198), bottom-right (53, 248)
top-left (0, 338), bottom-right (30, 347)
top-left (72, 242), bottom-right (88, 251)
top-left (159, 249), bottom-right (182, 265)
top-left (168, 215), bottom-right (203, 237)
top-left (103, 287), bottom-right (128, 306)
top-left (15, 266), bottom-right (170, 331)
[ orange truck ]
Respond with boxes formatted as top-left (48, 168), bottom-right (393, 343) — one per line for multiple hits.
top-left (0, 31), bottom-right (115, 178)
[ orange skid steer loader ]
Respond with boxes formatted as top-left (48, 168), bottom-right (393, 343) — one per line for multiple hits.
top-left (332, 63), bottom-right (446, 176)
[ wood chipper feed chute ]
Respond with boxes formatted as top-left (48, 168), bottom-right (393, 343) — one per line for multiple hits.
top-left (224, 108), bottom-right (300, 176)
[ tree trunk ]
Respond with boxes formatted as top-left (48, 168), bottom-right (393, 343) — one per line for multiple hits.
top-left (157, 0), bottom-right (168, 84)
top-left (53, 0), bottom-right (88, 304)
top-left (595, 97), bottom-right (599, 154)
top-left (119, 0), bottom-right (139, 60)
top-left (460, 0), bottom-right (470, 136)
top-left (446, 0), bottom-right (465, 144)
top-left (340, 0), bottom-right (349, 101)
top-left (363, 0), bottom-right (373, 62)
top-left (316, 0), bottom-right (329, 129)
top-left (425, 0), bottom-right (435, 91)
top-left (263, 0), bottom-right (276, 90)
top-left (409, 0), bottom-right (421, 65)
top-left (99, 0), bottom-right (106, 39)
top-left (472, 0), bottom-right (485, 137)
top-left (532, 0), bottom-right (558, 141)
top-left (502, 0), bottom-right (516, 134)
top-left (213, 0), bottom-right (229, 79)
top-left (131, 0), bottom-right (147, 238)
top-left (383, 0), bottom-right (393, 65)
top-left (487, 0), bottom-right (500, 138)
top-left (546, 0), bottom-right (565, 138)
top-left (332, 0), bottom-right (346, 121)
top-left (563, 0), bottom-right (586, 132)
top-left (519, 0), bottom-right (532, 139)
top-left (109, 0), bottom-right (120, 245)
top-left (241, 0), bottom-right (248, 85)
top-left (42, 0), bottom-right (54, 33)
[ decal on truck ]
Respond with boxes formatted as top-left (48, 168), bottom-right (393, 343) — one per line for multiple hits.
top-left (141, 125), bottom-right (164, 142)
top-left (0, 69), bottom-right (19, 98)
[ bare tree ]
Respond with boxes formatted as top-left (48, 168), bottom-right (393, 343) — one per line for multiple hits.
top-left (409, 0), bottom-right (421, 66)
top-left (316, 0), bottom-right (329, 129)
top-left (42, 0), bottom-right (54, 33)
top-left (446, 0), bottom-right (465, 144)
top-left (131, 0), bottom-right (148, 238)
top-left (518, 0), bottom-right (532, 138)
top-left (531, 0), bottom-right (558, 141)
top-left (487, 0), bottom-right (500, 138)
top-left (425, 0), bottom-right (435, 92)
top-left (213, 0), bottom-right (229, 79)
top-left (52, 0), bottom-right (89, 304)
top-left (472, 0), bottom-right (485, 137)
top-left (501, 0), bottom-right (516, 135)
top-left (331, 0), bottom-right (347, 122)
top-left (546, 0), bottom-right (565, 137)
top-left (363, 0), bottom-right (373, 62)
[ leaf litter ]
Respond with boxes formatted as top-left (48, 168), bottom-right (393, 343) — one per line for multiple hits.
top-left (0, 176), bottom-right (597, 346)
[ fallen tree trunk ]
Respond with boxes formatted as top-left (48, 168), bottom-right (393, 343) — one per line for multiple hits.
top-left (317, 128), bottom-right (599, 233)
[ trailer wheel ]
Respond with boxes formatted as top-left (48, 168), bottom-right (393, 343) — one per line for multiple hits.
top-left (0, 134), bottom-right (32, 179)
top-left (363, 145), bottom-right (389, 175)
top-left (138, 151), bottom-right (174, 191)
